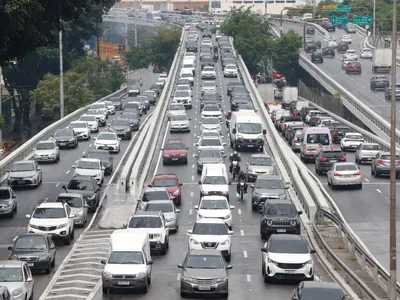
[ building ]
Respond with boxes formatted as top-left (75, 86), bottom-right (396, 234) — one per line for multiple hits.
top-left (215, 0), bottom-right (307, 15)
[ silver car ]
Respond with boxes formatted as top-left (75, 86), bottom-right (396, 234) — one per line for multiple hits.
top-left (0, 187), bottom-right (17, 217)
top-left (170, 114), bottom-right (191, 133)
top-left (201, 81), bottom-right (217, 94)
top-left (104, 101), bottom-right (115, 115)
top-left (196, 136), bottom-right (226, 154)
top-left (56, 193), bottom-right (88, 227)
top-left (33, 140), bottom-right (60, 163)
top-left (0, 260), bottom-right (34, 300)
top-left (291, 131), bottom-right (303, 151)
top-left (141, 200), bottom-right (180, 232)
top-left (168, 103), bottom-right (186, 120)
top-left (371, 151), bottom-right (400, 177)
top-left (327, 162), bottom-right (362, 189)
top-left (7, 160), bottom-right (42, 188)
top-left (355, 143), bottom-right (380, 164)
top-left (246, 154), bottom-right (276, 181)
top-left (200, 117), bottom-right (222, 132)
top-left (79, 115), bottom-right (99, 132)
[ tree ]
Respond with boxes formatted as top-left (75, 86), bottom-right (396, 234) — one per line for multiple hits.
top-left (0, 0), bottom-right (116, 65)
top-left (30, 71), bottom-right (95, 119)
top-left (125, 47), bottom-right (151, 70)
top-left (109, 65), bottom-right (126, 91)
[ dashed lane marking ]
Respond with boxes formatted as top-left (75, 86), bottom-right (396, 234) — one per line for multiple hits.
top-left (243, 250), bottom-right (248, 258)
top-left (376, 189), bottom-right (382, 193)
top-left (240, 230), bottom-right (244, 236)
top-left (247, 274), bottom-right (251, 282)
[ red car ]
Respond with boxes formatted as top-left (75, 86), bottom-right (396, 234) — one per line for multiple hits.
top-left (151, 174), bottom-right (182, 205)
top-left (162, 139), bottom-right (188, 165)
top-left (271, 69), bottom-right (284, 79)
top-left (345, 62), bottom-right (362, 74)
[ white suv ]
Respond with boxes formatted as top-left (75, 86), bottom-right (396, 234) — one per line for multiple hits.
top-left (26, 202), bottom-right (75, 245)
top-left (126, 211), bottom-right (170, 255)
top-left (68, 121), bottom-right (91, 140)
top-left (223, 64), bottom-right (238, 77)
top-left (188, 218), bottom-right (234, 261)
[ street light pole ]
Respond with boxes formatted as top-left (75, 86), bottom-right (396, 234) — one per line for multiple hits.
top-left (373, 0), bottom-right (376, 44)
top-left (59, 29), bottom-right (64, 119)
top-left (101, 27), bottom-right (114, 59)
top-left (0, 66), bottom-right (3, 146)
top-left (389, 0), bottom-right (397, 298)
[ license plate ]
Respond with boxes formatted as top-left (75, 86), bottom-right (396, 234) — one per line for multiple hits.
top-left (118, 281), bottom-right (130, 285)
top-left (284, 270), bottom-right (296, 273)
top-left (198, 285), bottom-right (211, 291)
top-left (351, 145), bottom-right (357, 147)
top-left (330, 160), bottom-right (337, 162)
top-left (172, 158), bottom-right (178, 161)
top-left (60, 143), bottom-right (66, 146)
top-left (18, 180), bottom-right (25, 184)
top-left (247, 145), bottom-right (254, 147)
top-left (277, 229), bottom-right (286, 233)
top-left (27, 263), bottom-right (34, 267)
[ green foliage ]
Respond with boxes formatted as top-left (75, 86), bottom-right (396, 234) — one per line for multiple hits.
top-left (30, 71), bottom-right (95, 118)
top-left (0, 115), bottom-right (5, 129)
top-left (125, 47), bottom-right (151, 70)
top-left (109, 66), bottom-right (126, 92)
top-left (200, 3), bottom-right (209, 12)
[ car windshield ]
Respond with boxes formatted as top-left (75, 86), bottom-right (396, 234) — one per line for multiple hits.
top-left (108, 251), bottom-right (144, 264)
top-left (97, 133), bottom-right (117, 141)
top-left (203, 82), bottom-right (215, 87)
top-left (200, 199), bottom-right (228, 209)
top-left (153, 178), bottom-right (177, 187)
top-left (70, 122), bottom-right (86, 129)
top-left (238, 123), bottom-right (262, 134)
top-left (256, 179), bottom-right (284, 189)
top-left (86, 152), bottom-right (109, 160)
top-left (77, 160), bottom-right (100, 170)
top-left (264, 204), bottom-right (297, 217)
top-left (346, 134), bottom-right (362, 139)
top-left (172, 115), bottom-right (187, 121)
top-left (143, 191), bottom-right (169, 201)
top-left (144, 91), bottom-right (155, 97)
top-left (202, 176), bottom-right (227, 185)
top-left (112, 120), bottom-right (129, 126)
top-left (322, 152), bottom-right (343, 158)
top-left (105, 101), bottom-right (113, 106)
top-left (91, 104), bottom-right (104, 109)
top-left (15, 235), bottom-right (47, 250)
top-left (0, 189), bottom-right (10, 199)
top-left (67, 179), bottom-right (94, 191)
top-left (347, 50), bottom-right (356, 54)
top-left (201, 139), bottom-right (222, 146)
top-left (226, 65), bottom-right (236, 69)
top-left (80, 116), bottom-right (96, 122)
top-left (203, 105), bottom-right (219, 111)
top-left (57, 196), bottom-right (83, 208)
top-left (202, 118), bottom-right (219, 124)
top-left (186, 255), bottom-right (224, 269)
top-left (170, 105), bottom-right (184, 111)
top-left (250, 157), bottom-right (272, 166)
top-left (307, 133), bottom-right (330, 145)
top-left (199, 149), bottom-right (223, 158)
top-left (269, 239), bottom-right (309, 254)
top-left (0, 268), bottom-right (23, 282)
top-left (335, 164), bottom-right (358, 171)
top-left (128, 216), bottom-right (162, 228)
top-left (363, 144), bottom-right (379, 150)
top-left (36, 142), bottom-right (55, 150)
top-left (175, 91), bottom-right (189, 97)
top-left (11, 162), bottom-right (34, 172)
top-left (193, 223), bottom-right (228, 235)
top-left (302, 288), bottom-right (345, 300)
top-left (33, 207), bottom-right (66, 219)
top-left (165, 143), bottom-right (185, 150)
top-left (55, 129), bottom-right (73, 137)
top-left (181, 73), bottom-right (192, 78)
top-left (146, 203), bottom-right (173, 212)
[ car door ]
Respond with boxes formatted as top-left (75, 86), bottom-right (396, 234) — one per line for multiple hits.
top-left (35, 161), bottom-right (42, 181)
top-left (65, 204), bottom-right (74, 230)
top-left (47, 235), bottom-right (56, 261)
top-left (161, 214), bottom-right (169, 238)
top-left (23, 264), bottom-right (34, 298)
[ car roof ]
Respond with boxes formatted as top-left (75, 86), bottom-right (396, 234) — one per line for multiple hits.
top-left (134, 211), bottom-right (162, 217)
top-left (250, 154), bottom-right (271, 159)
top-left (144, 200), bottom-right (174, 205)
top-left (78, 158), bottom-right (101, 163)
top-left (301, 281), bottom-right (343, 290)
top-left (86, 149), bottom-right (109, 155)
top-left (265, 199), bottom-right (293, 205)
top-left (57, 192), bottom-right (83, 198)
top-left (334, 162), bottom-right (357, 167)
top-left (70, 121), bottom-right (86, 124)
top-left (195, 218), bottom-right (227, 224)
top-left (37, 202), bottom-right (64, 208)
top-left (71, 175), bottom-right (95, 181)
top-left (144, 187), bottom-right (169, 192)
top-left (0, 260), bottom-right (26, 268)
top-left (37, 140), bottom-right (55, 144)
top-left (257, 174), bottom-right (282, 180)
top-left (154, 174), bottom-right (178, 179)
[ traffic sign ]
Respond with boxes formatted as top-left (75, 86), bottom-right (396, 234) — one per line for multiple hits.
top-left (322, 5), bottom-right (337, 9)
top-left (354, 15), bottom-right (372, 25)
top-left (336, 5), bottom-right (351, 12)
top-left (331, 16), bottom-right (349, 25)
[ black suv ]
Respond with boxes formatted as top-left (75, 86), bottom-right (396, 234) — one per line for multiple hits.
top-left (8, 233), bottom-right (56, 274)
top-left (311, 52), bottom-right (323, 63)
top-left (337, 42), bottom-right (349, 53)
top-left (322, 47), bottom-right (335, 57)
top-left (321, 22), bottom-right (335, 32)
top-left (62, 175), bottom-right (100, 212)
top-left (305, 42), bottom-right (316, 53)
top-left (53, 128), bottom-right (78, 149)
top-left (315, 147), bottom-right (346, 175)
top-left (259, 200), bottom-right (302, 240)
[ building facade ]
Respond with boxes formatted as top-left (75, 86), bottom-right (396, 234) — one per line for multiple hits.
top-left (216, 0), bottom-right (307, 15)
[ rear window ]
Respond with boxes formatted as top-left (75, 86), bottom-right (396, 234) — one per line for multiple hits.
top-left (336, 164), bottom-right (357, 171)
top-left (363, 144), bottom-right (379, 150)
top-left (306, 133), bottom-right (330, 145)
top-left (322, 151), bottom-right (343, 158)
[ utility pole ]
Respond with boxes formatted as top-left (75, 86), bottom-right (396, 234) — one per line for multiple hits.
top-left (389, 0), bottom-right (397, 297)
top-left (372, 0), bottom-right (376, 45)
top-left (134, 24), bottom-right (138, 47)
top-left (125, 22), bottom-right (128, 48)
top-left (0, 66), bottom-right (3, 146)
top-left (59, 29), bottom-right (64, 119)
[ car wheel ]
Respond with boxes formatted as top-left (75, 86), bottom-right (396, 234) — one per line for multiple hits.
top-left (45, 262), bottom-right (51, 274)
top-left (357, 184), bottom-right (362, 189)
top-left (64, 233), bottom-right (71, 245)
top-left (102, 286), bottom-right (108, 294)
top-left (331, 183), bottom-right (336, 190)
top-left (51, 256), bottom-right (55, 267)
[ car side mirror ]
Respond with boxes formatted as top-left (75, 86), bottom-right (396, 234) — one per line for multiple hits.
top-left (26, 214), bottom-right (31, 219)
top-left (147, 260), bottom-right (154, 265)
top-left (178, 183), bottom-right (183, 186)
top-left (101, 259), bottom-right (107, 265)
top-left (101, 166), bottom-right (105, 170)
top-left (33, 148), bottom-right (36, 151)
top-left (118, 138), bottom-right (121, 141)
top-left (176, 209), bottom-right (180, 213)
top-left (232, 129), bottom-right (237, 134)
top-left (195, 143), bottom-right (199, 146)
top-left (7, 246), bottom-right (12, 251)
top-left (198, 181), bottom-right (202, 185)
top-left (285, 185), bottom-right (290, 189)
top-left (177, 264), bottom-right (183, 268)
top-left (93, 137), bottom-right (97, 140)
top-left (72, 165), bottom-right (76, 168)
top-left (228, 181), bottom-right (232, 185)
top-left (230, 205), bottom-right (235, 210)
top-left (263, 129), bottom-right (267, 135)
top-left (228, 231), bottom-right (234, 235)
top-left (298, 211), bottom-right (303, 215)
top-left (69, 213), bottom-right (76, 218)
top-left (261, 248), bottom-right (267, 253)
top-left (12, 194), bottom-right (16, 198)
top-left (310, 249), bottom-right (316, 254)
top-left (107, 124), bottom-right (111, 126)
top-left (223, 143), bottom-right (226, 146)
top-left (27, 277), bottom-right (33, 282)
top-left (37, 167), bottom-right (41, 170)
top-left (187, 229), bottom-right (193, 235)
top-left (250, 184), bottom-right (255, 189)
top-left (226, 265), bottom-right (233, 269)
top-left (194, 205), bottom-right (199, 210)
top-left (148, 184), bottom-right (152, 188)
top-left (6, 169), bottom-right (9, 172)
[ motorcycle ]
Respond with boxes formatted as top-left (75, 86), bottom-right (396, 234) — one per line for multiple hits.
top-left (231, 161), bottom-right (240, 180)
top-left (237, 180), bottom-right (246, 200)
top-left (226, 119), bottom-right (230, 128)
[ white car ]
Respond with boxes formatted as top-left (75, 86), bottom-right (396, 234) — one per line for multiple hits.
top-left (33, 140), bottom-right (60, 163)
top-left (26, 202), bottom-right (75, 245)
top-left (201, 40), bottom-right (212, 48)
top-left (94, 132), bottom-right (121, 153)
top-left (261, 234), bottom-right (315, 282)
top-left (168, 103), bottom-right (186, 120)
top-left (341, 35), bottom-right (352, 43)
top-left (73, 158), bottom-right (105, 185)
top-left (170, 113), bottom-right (191, 133)
top-left (188, 218), bottom-right (234, 261)
top-left (79, 115), bottom-right (99, 132)
top-left (156, 79), bottom-right (165, 88)
top-left (86, 109), bottom-right (106, 126)
top-left (340, 132), bottom-right (364, 151)
top-left (184, 52), bottom-right (196, 62)
top-left (158, 73), bottom-right (168, 82)
top-left (360, 48), bottom-right (373, 59)
top-left (90, 103), bottom-right (108, 116)
top-left (202, 81), bottom-right (217, 94)
top-left (327, 39), bottom-right (338, 48)
top-left (128, 86), bottom-right (140, 95)
top-left (172, 90), bottom-right (192, 109)
top-left (201, 117), bottom-right (222, 132)
top-left (0, 261), bottom-right (34, 300)
top-left (104, 101), bottom-right (115, 115)
top-left (194, 196), bottom-right (234, 229)
top-left (343, 49), bottom-right (358, 61)
top-left (179, 72), bottom-right (194, 86)
top-left (224, 64), bottom-right (238, 77)
top-left (68, 121), bottom-right (91, 140)
top-left (327, 162), bottom-right (362, 189)
top-left (176, 84), bottom-right (192, 96)
top-left (197, 130), bottom-right (224, 141)
top-left (355, 142), bottom-right (380, 164)
top-left (201, 104), bottom-right (222, 119)
top-left (201, 66), bottom-right (217, 79)
top-left (196, 136), bottom-right (226, 154)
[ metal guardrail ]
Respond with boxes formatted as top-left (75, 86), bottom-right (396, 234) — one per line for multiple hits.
top-left (102, 14), bottom-right (181, 27)
top-left (0, 87), bottom-right (127, 183)
top-left (270, 19), bottom-right (400, 147)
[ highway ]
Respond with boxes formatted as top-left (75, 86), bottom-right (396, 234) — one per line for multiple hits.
top-left (277, 21), bottom-right (400, 131)
top-left (258, 81), bottom-right (400, 277)
top-left (0, 69), bottom-right (159, 299)
top-left (90, 34), bottom-right (332, 300)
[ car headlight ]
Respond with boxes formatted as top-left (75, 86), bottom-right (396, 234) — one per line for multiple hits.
top-left (56, 223), bottom-right (68, 229)
top-left (189, 238), bottom-right (200, 245)
top-left (28, 224), bottom-right (38, 229)
top-left (2, 204), bottom-right (10, 208)
top-left (302, 259), bottom-right (313, 267)
top-left (290, 220), bottom-right (297, 226)
top-left (103, 271), bottom-right (112, 278)
top-left (173, 190), bottom-right (180, 196)
top-left (12, 287), bottom-right (23, 297)
top-left (223, 214), bottom-right (230, 220)
top-left (179, 154), bottom-right (186, 157)
top-left (76, 211), bottom-right (84, 216)
top-left (237, 135), bottom-right (244, 140)
top-left (268, 258), bottom-right (278, 265)
top-left (38, 255), bottom-right (50, 261)
top-left (182, 276), bottom-right (194, 282)
top-left (220, 239), bottom-right (230, 245)
top-left (136, 272), bottom-right (146, 278)
top-left (87, 194), bottom-right (96, 201)
top-left (216, 277), bottom-right (228, 283)
top-left (152, 233), bottom-right (161, 239)
top-left (69, 138), bottom-right (75, 142)
top-left (266, 220), bottom-right (273, 226)
top-left (163, 154), bottom-right (170, 157)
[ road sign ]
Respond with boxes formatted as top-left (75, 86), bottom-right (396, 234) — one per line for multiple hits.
top-left (322, 5), bottom-right (337, 9)
top-left (336, 5), bottom-right (351, 12)
top-left (331, 16), bottom-right (349, 25)
top-left (354, 15), bottom-right (372, 25)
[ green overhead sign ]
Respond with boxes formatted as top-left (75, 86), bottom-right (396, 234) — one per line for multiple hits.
top-left (323, 5), bottom-right (351, 13)
top-left (331, 16), bottom-right (349, 25)
top-left (354, 15), bottom-right (372, 25)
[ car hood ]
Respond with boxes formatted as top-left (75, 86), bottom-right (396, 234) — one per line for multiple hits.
top-left (54, 136), bottom-right (74, 141)
top-left (171, 121), bottom-right (189, 126)
top-left (269, 252), bottom-right (311, 264)
top-left (71, 207), bottom-right (84, 215)
top-left (30, 217), bottom-right (68, 226)
top-left (174, 96), bottom-right (191, 100)
top-left (248, 166), bottom-right (275, 174)
top-left (74, 169), bottom-right (101, 177)
top-left (96, 139), bottom-right (118, 145)
top-left (12, 249), bottom-right (47, 258)
top-left (201, 124), bottom-right (221, 130)
top-left (163, 212), bottom-right (176, 220)
top-left (190, 234), bottom-right (230, 243)
top-left (1, 282), bottom-right (24, 294)
top-left (104, 264), bottom-right (146, 275)
top-left (35, 149), bottom-right (56, 155)
top-left (255, 188), bottom-right (286, 197)
top-left (169, 110), bottom-right (185, 115)
top-left (164, 149), bottom-right (186, 155)
top-left (111, 126), bottom-right (130, 131)
top-left (9, 170), bottom-right (36, 178)
top-left (197, 209), bottom-right (230, 218)
top-left (183, 268), bottom-right (226, 279)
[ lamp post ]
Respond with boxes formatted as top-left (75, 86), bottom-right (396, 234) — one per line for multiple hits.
top-left (101, 27), bottom-right (115, 58)
top-left (373, 0), bottom-right (376, 44)
top-left (59, 29), bottom-right (64, 119)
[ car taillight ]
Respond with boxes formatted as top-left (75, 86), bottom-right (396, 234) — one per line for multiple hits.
top-left (343, 139), bottom-right (347, 142)
top-left (333, 173), bottom-right (342, 176)
top-left (333, 132), bottom-right (338, 136)
top-left (340, 156), bottom-right (346, 161)
top-left (290, 134), bottom-right (294, 138)
top-left (284, 124), bottom-right (287, 128)
top-left (354, 172), bottom-right (361, 175)
top-left (396, 160), bottom-right (400, 163)
top-left (301, 122), bottom-right (304, 125)
top-left (377, 159), bottom-right (384, 164)
top-left (319, 157), bottom-right (327, 161)
top-left (303, 145), bottom-right (306, 152)
top-left (293, 139), bottom-right (297, 143)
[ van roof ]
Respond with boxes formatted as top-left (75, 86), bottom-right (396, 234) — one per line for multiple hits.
top-left (111, 230), bottom-right (148, 251)
top-left (303, 127), bottom-right (331, 134)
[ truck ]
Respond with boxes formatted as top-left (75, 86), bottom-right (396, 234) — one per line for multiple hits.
top-left (282, 87), bottom-right (298, 109)
top-left (372, 49), bottom-right (392, 73)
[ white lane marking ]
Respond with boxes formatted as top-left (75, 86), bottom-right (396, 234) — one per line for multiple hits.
top-left (153, 122), bottom-right (170, 176)
top-left (314, 274), bottom-right (321, 281)
top-left (246, 274), bottom-right (251, 282)
top-left (89, 144), bottom-right (92, 147)
top-left (193, 153), bottom-right (195, 157)
top-left (55, 182), bottom-right (60, 187)
top-left (243, 250), bottom-right (248, 258)
top-left (238, 208), bottom-right (242, 215)
top-left (189, 209), bottom-right (193, 215)
top-left (177, 274), bottom-right (181, 281)
top-left (65, 170), bottom-right (70, 174)
top-left (364, 178), bottom-right (370, 182)
top-left (240, 230), bottom-right (244, 236)
top-left (192, 175), bottom-right (194, 181)
top-left (377, 189), bottom-right (382, 193)
top-left (192, 164), bottom-right (195, 168)
top-left (190, 192), bottom-right (194, 197)
top-left (82, 151), bottom-right (86, 155)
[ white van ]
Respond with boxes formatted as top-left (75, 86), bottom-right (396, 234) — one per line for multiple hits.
top-left (300, 127), bottom-right (332, 162)
top-left (199, 164), bottom-right (230, 201)
top-left (301, 13), bottom-right (313, 21)
top-left (181, 59), bottom-right (195, 76)
top-left (229, 111), bottom-right (266, 151)
top-left (184, 52), bottom-right (196, 62)
top-left (101, 230), bottom-right (153, 293)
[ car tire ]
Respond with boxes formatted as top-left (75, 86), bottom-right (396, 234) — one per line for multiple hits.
top-left (45, 262), bottom-right (51, 274)
top-left (357, 184), bottom-right (362, 189)
top-left (331, 183), bottom-right (336, 190)
top-left (51, 256), bottom-right (55, 268)
top-left (160, 243), bottom-right (167, 255)
top-left (261, 232), bottom-right (268, 240)
top-left (264, 274), bottom-right (271, 283)
top-left (102, 286), bottom-right (108, 294)
top-left (64, 233), bottom-right (71, 245)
